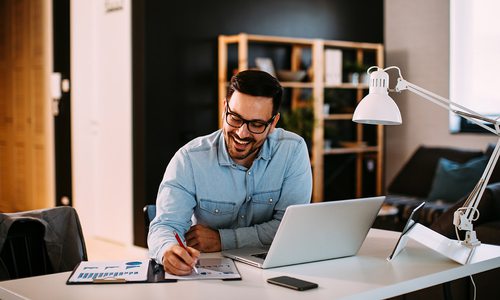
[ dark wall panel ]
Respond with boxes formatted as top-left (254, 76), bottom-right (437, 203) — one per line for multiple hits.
top-left (53, 0), bottom-right (72, 207)
top-left (133, 0), bottom-right (383, 246)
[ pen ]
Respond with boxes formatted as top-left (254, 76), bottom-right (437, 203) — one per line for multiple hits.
top-left (173, 231), bottom-right (199, 274)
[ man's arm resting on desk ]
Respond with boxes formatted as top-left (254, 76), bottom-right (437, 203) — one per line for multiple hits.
top-left (185, 218), bottom-right (281, 251)
top-left (218, 218), bottom-right (282, 250)
top-left (186, 224), bottom-right (222, 252)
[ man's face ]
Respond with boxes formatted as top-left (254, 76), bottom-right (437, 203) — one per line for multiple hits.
top-left (223, 91), bottom-right (279, 166)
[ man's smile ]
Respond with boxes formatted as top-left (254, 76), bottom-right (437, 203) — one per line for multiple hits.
top-left (230, 133), bottom-right (253, 151)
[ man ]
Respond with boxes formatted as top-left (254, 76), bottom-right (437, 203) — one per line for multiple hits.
top-left (148, 70), bottom-right (312, 275)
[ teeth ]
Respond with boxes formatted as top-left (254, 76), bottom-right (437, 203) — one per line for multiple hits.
top-left (234, 136), bottom-right (250, 145)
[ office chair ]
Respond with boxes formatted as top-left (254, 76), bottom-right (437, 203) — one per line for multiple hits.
top-left (0, 206), bottom-right (87, 281)
top-left (143, 204), bottom-right (157, 235)
top-left (0, 219), bottom-right (52, 280)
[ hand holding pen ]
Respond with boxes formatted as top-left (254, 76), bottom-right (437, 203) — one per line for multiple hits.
top-left (174, 231), bottom-right (200, 274)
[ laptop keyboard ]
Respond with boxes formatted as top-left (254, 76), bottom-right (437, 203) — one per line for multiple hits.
top-left (251, 252), bottom-right (268, 259)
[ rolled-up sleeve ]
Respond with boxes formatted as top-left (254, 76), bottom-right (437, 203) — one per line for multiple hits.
top-left (147, 149), bottom-right (197, 264)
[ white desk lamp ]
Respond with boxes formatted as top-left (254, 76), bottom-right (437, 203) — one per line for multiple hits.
top-left (353, 66), bottom-right (500, 263)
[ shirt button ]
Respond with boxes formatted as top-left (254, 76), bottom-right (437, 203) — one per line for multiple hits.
top-left (247, 196), bottom-right (252, 201)
top-left (241, 215), bottom-right (245, 219)
top-left (247, 171), bottom-right (251, 175)
top-left (269, 198), bottom-right (273, 203)
top-left (214, 209), bottom-right (220, 213)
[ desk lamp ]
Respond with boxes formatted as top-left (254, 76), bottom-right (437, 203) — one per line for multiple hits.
top-left (352, 66), bottom-right (500, 262)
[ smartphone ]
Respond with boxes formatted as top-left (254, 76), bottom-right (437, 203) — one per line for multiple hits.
top-left (267, 276), bottom-right (318, 291)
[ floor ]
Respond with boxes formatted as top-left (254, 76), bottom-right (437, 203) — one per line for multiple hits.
top-left (85, 236), bottom-right (149, 261)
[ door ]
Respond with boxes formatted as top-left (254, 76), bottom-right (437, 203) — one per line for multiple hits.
top-left (0, 0), bottom-right (55, 212)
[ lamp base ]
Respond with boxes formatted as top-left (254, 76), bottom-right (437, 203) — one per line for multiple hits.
top-left (388, 223), bottom-right (476, 265)
top-left (464, 230), bottom-right (481, 248)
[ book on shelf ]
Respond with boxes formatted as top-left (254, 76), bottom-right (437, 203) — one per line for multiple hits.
top-left (325, 49), bottom-right (342, 85)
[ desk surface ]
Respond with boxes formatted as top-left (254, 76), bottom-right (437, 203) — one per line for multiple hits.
top-left (1, 229), bottom-right (500, 300)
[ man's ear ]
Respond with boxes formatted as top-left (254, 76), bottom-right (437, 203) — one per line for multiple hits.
top-left (222, 100), bottom-right (227, 119)
top-left (269, 113), bottom-right (280, 133)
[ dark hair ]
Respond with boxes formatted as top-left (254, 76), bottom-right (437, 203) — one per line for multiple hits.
top-left (226, 70), bottom-right (283, 116)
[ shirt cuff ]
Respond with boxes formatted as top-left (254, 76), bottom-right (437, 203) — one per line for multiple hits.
top-left (153, 242), bottom-right (173, 265)
top-left (219, 228), bottom-right (237, 250)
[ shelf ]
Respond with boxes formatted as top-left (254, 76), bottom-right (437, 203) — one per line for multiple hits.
top-left (324, 83), bottom-right (369, 89)
top-left (218, 33), bottom-right (384, 202)
top-left (223, 81), bottom-right (314, 89)
top-left (323, 146), bottom-right (379, 155)
top-left (280, 82), bottom-right (314, 88)
top-left (281, 82), bottom-right (368, 90)
top-left (324, 114), bottom-right (353, 120)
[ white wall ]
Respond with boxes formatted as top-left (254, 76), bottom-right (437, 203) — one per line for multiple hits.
top-left (384, 0), bottom-right (497, 185)
top-left (71, 0), bottom-right (133, 245)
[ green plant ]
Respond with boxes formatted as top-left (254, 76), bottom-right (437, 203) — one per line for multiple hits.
top-left (280, 107), bottom-right (314, 143)
top-left (344, 61), bottom-right (368, 74)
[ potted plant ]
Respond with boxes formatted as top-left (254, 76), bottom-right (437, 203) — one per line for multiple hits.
top-left (280, 107), bottom-right (314, 152)
top-left (344, 62), bottom-right (368, 84)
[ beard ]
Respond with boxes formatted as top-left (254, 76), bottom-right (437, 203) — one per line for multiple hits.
top-left (224, 131), bottom-right (264, 161)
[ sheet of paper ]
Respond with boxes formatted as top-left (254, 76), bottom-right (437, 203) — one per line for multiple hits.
top-left (163, 258), bottom-right (241, 280)
top-left (68, 259), bottom-right (149, 283)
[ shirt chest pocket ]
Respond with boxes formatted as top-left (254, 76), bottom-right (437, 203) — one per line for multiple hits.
top-left (250, 190), bottom-right (279, 223)
top-left (197, 199), bottom-right (236, 228)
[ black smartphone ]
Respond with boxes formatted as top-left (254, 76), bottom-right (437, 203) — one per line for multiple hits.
top-left (267, 276), bottom-right (318, 291)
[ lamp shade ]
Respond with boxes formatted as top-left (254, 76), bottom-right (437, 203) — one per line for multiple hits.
top-left (352, 68), bottom-right (402, 125)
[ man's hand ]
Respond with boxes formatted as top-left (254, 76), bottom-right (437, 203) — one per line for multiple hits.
top-left (162, 244), bottom-right (200, 275)
top-left (185, 224), bottom-right (221, 252)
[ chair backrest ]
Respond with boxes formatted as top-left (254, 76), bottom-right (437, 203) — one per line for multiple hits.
top-left (0, 206), bottom-right (87, 281)
top-left (143, 204), bottom-right (157, 235)
top-left (0, 219), bottom-right (52, 280)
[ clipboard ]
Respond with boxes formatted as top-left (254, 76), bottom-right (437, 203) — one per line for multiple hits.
top-left (66, 259), bottom-right (177, 284)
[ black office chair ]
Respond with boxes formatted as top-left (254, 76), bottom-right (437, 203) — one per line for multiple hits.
top-left (143, 204), bottom-right (157, 236)
top-left (0, 219), bottom-right (52, 280)
top-left (0, 206), bottom-right (87, 281)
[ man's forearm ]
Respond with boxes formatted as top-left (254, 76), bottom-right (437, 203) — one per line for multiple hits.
top-left (219, 218), bottom-right (281, 250)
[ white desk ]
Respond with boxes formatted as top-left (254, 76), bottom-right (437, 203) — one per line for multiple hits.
top-left (1, 229), bottom-right (500, 300)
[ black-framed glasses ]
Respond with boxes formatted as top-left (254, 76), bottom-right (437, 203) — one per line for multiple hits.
top-left (225, 105), bottom-right (276, 134)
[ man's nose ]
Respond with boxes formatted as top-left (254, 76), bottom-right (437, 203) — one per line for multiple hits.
top-left (236, 122), bottom-right (252, 138)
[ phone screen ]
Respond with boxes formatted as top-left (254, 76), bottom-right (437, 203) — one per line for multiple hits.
top-left (267, 276), bottom-right (318, 291)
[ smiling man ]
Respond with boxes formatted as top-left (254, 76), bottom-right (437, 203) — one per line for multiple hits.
top-left (148, 70), bottom-right (312, 275)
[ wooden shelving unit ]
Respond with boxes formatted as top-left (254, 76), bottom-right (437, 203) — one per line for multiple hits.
top-left (218, 33), bottom-right (384, 202)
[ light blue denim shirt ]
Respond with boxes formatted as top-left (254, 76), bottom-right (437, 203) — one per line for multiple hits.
top-left (148, 128), bottom-right (312, 264)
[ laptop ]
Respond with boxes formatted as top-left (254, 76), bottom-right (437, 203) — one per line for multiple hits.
top-left (222, 196), bottom-right (385, 269)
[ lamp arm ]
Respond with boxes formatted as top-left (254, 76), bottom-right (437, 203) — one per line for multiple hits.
top-left (460, 138), bottom-right (500, 220)
top-left (394, 76), bottom-right (500, 247)
top-left (453, 137), bottom-right (500, 247)
top-left (396, 79), bottom-right (499, 135)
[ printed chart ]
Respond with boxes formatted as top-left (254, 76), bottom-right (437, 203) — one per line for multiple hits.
top-left (68, 260), bottom-right (149, 283)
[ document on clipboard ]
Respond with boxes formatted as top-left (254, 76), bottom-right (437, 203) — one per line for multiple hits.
top-left (163, 258), bottom-right (241, 281)
top-left (67, 260), bottom-right (149, 283)
top-left (67, 259), bottom-right (177, 284)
